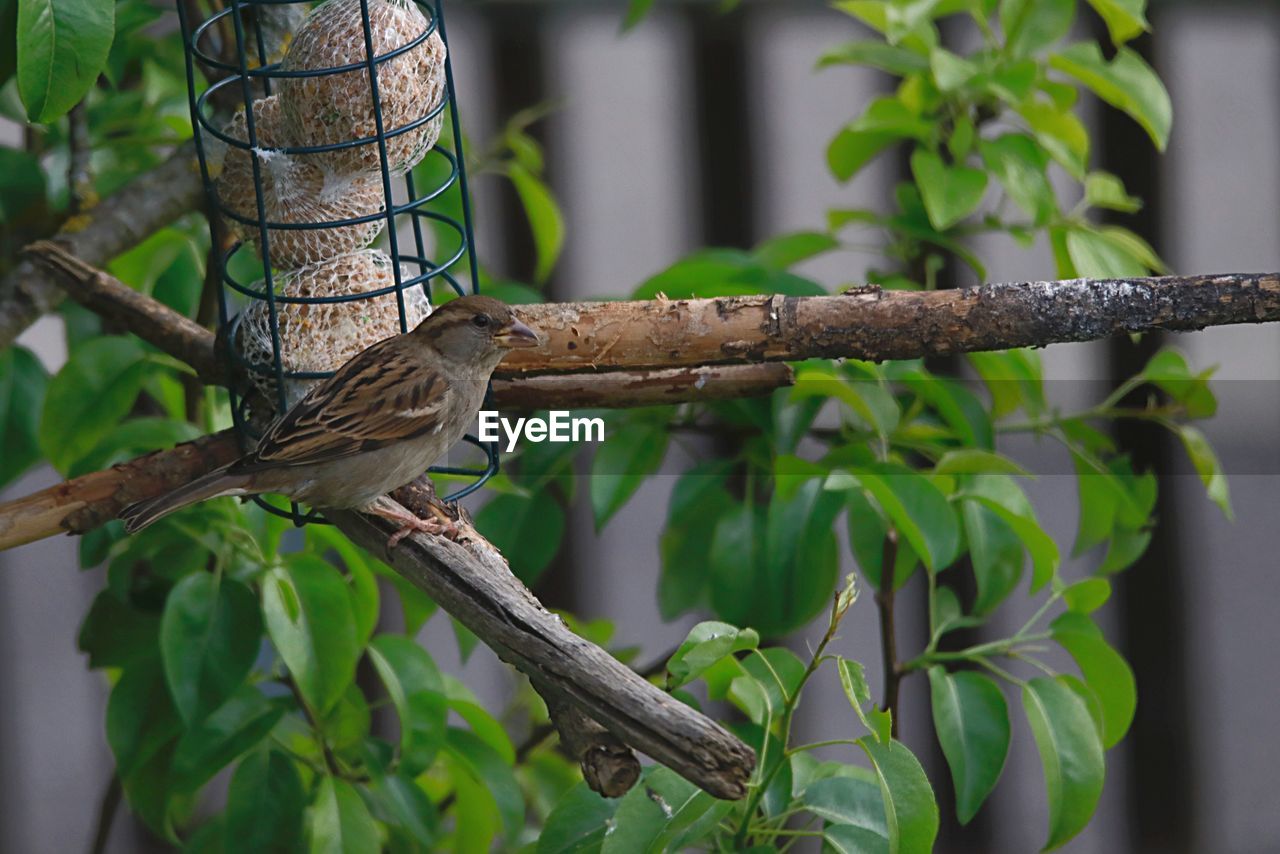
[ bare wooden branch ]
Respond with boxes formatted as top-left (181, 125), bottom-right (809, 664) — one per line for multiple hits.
top-left (498, 275), bottom-right (1280, 375)
top-left (326, 501), bottom-right (755, 800)
top-left (0, 141), bottom-right (202, 349)
top-left (0, 429), bottom-right (243, 551)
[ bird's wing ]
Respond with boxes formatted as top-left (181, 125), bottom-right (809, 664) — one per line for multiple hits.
top-left (238, 340), bottom-right (450, 471)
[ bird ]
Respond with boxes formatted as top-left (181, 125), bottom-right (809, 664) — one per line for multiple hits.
top-left (119, 295), bottom-right (541, 546)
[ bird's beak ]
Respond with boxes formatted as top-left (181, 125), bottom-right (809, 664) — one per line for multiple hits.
top-left (495, 317), bottom-right (542, 348)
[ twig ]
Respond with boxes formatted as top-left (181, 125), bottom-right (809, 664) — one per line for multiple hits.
top-left (88, 772), bottom-right (121, 854)
top-left (877, 531), bottom-right (901, 737)
top-left (67, 102), bottom-right (94, 216)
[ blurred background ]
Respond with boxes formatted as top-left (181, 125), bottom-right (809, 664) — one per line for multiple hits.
top-left (2, 0), bottom-right (1279, 851)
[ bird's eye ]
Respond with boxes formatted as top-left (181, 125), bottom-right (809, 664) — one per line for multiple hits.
top-left (472, 314), bottom-right (491, 329)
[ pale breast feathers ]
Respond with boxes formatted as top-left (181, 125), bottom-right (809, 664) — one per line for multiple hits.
top-left (237, 342), bottom-right (450, 470)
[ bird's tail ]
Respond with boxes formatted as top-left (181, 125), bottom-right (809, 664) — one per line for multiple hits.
top-left (119, 466), bottom-right (253, 533)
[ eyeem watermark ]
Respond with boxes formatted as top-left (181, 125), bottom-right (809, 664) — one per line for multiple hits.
top-left (478, 410), bottom-right (605, 452)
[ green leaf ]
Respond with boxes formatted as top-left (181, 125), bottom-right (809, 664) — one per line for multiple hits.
top-left (621, 0), bottom-right (654, 31)
top-left (633, 248), bottom-right (826, 299)
top-left (107, 658), bottom-right (181, 779)
top-left (170, 687), bottom-right (285, 794)
top-left (844, 486), bottom-right (920, 590)
top-left (1176, 425), bottom-right (1232, 519)
top-left (910, 149), bottom-right (988, 230)
top-left (1051, 612), bottom-right (1136, 748)
top-left (79, 591), bottom-right (160, 669)
top-left (826, 823), bottom-right (892, 854)
top-left (507, 162), bottom-right (564, 284)
top-left (979, 134), bottom-right (1055, 225)
top-left (1065, 226), bottom-right (1149, 278)
top-left (365, 771), bottom-right (438, 848)
top-left (1137, 349), bottom-right (1216, 418)
top-left (645, 788), bottom-right (733, 852)
top-left (710, 480), bottom-right (843, 635)
top-left (658, 463), bottom-right (735, 619)
top-left (838, 657), bottom-right (885, 740)
top-left (928, 668), bottom-right (1010, 824)
top-left (307, 777), bottom-right (379, 854)
top-left (1000, 0), bottom-right (1074, 57)
top-left (538, 782), bottom-right (617, 854)
top-left (930, 47), bottom-right (977, 91)
top-left (1085, 0), bottom-right (1149, 46)
top-left (804, 776), bottom-right (888, 847)
top-left (445, 728), bottom-right (525, 841)
top-left (1050, 43), bottom-right (1171, 150)
top-left (752, 230), bottom-right (840, 270)
top-left (69, 416), bottom-right (201, 478)
top-left (226, 749), bottom-right (306, 852)
top-left (818, 40), bottom-right (931, 75)
top-left (793, 362), bottom-right (900, 438)
top-left (857, 738), bottom-right (939, 854)
top-left (1016, 100), bottom-right (1089, 178)
top-left (1022, 677), bottom-right (1105, 850)
top-left (320, 683), bottom-right (371, 754)
top-left (1062, 578), bottom-right (1111, 613)
top-left (602, 767), bottom-right (699, 853)
top-left (262, 555), bottom-right (360, 716)
top-left (962, 501), bottom-right (1024, 614)
top-left (963, 475), bottom-right (1059, 591)
top-left (853, 465), bottom-right (962, 572)
top-left (1098, 527), bottom-right (1151, 574)
top-left (309, 528), bottom-right (380, 648)
top-left (16, 0), bottom-right (114, 122)
top-left (590, 418), bottom-right (669, 529)
top-left (828, 98), bottom-right (934, 182)
top-left (475, 491), bottom-right (565, 584)
top-left (935, 449), bottom-right (1030, 477)
top-left (367, 634), bottom-right (448, 776)
top-left (665, 621), bottom-right (759, 690)
top-left (1084, 171), bottom-right (1142, 213)
top-left (160, 573), bottom-right (262, 724)
top-left (40, 336), bottom-right (149, 474)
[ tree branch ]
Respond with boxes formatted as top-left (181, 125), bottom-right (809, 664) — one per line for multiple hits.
top-left (0, 141), bottom-right (202, 349)
top-left (327, 498), bottom-right (755, 800)
top-left (499, 275), bottom-right (1280, 375)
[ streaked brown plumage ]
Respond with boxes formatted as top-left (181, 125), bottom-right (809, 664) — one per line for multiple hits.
top-left (120, 296), bottom-right (540, 545)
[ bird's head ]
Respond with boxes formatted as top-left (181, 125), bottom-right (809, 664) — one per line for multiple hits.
top-left (413, 295), bottom-right (541, 368)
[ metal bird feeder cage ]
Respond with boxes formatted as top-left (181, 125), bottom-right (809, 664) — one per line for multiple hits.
top-left (177, 0), bottom-right (498, 524)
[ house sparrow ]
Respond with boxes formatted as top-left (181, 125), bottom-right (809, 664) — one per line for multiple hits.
top-left (120, 296), bottom-right (541, 546)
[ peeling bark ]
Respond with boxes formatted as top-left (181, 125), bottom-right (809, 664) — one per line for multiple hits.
top-left (499, 275), bottom-right (1280, 375)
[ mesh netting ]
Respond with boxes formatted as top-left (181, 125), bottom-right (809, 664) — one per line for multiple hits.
top-left (280, 0), bottom-right (447, 175)
top-left (215, 94), bottom-right (387, 268)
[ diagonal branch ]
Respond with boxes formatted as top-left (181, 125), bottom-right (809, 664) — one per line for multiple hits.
top-left (327, 498), bottom-right (755, 800)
